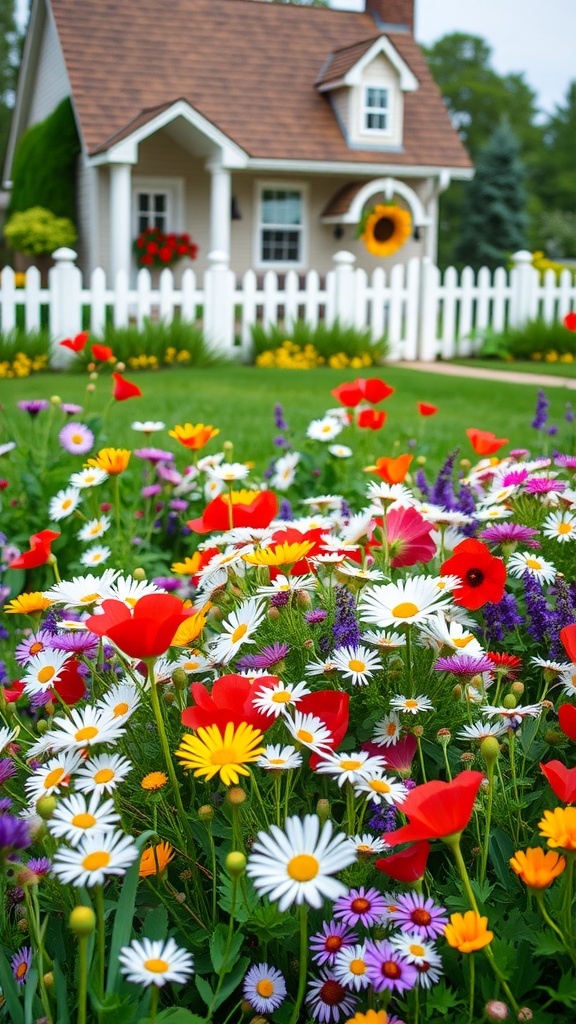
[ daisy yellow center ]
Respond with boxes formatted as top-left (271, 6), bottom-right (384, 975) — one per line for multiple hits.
top-left (184, 661), bottom-right (200, 670)
top-left (72, 434), bottom-right (83, 444)
top-left (559, 523), bottom-right (573, 534)
top-left (370, 779), bottom-right (391, 794)
top-left (30, 641), bottom-right (44, 655)
top-left (392, 601), bottom-right (419, 618)
top-left (454, 636), bottom-right (473, 648)
top-left (268, 758), bottom-right (286, 765)
top-left (62, 499), bottom-right (72, 510)
top-left (82, 851), bottom-right (111, 871)
top-left (125, 597), bottom-right (138, 608)
top-left (16, 962), bottom-right (28, 978)
top-left (94, 768), bottom-right (114, 784)
top-left (340, 760), bottom-right (363, 771)
top-left (81, 593), bottom-right (101, 604)
top-left (72, 813), bottom-right (97, 829)
top-left (348, 659), bottom-right (366, 672)
top-left (231, 623), bottom-right (248, 643)
top-left (144, 958), bottom-right (169, 974)
top-left (409, 943), bottom-right (426, 957)
top-left (322, 425), bottom-right (332, 433)
top-left (256, 979), bottom-right (275, 997)
top-left (89, 525), bottom-right (101, 535)
top-left (297, 729), bottom-right (314, 744)
top-left (113, 702), bottom-right (129, 717)
top-left (44, 767), bottom-right (65, 788)
top-left (75, 726), bottom-right (99, 742)
top-left (404, 700), bottom-right (419, 709)
top-left (350, 959), bottom-right (366, 976)
top-left (386, 723), bottom-right (397, 735)
top-left (272, 691), bottom-right (292, 704)
top-left (38, 666), bottom-right (55, 684)
top-left (357, 844), bottom-right (372, 852)
top-left (287, 853), bottom-right (319, 881)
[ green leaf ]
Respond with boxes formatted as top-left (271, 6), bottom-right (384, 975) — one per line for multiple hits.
top-left (0, 947), bottom-right (25, 1024)
top-left (52, 960), bottom-right (71, 1024)
top-left (209, 924), bottom-right (243, 975)
top-left (195, 975), bottom-right (214, 1008)
top-left (23, 967), bottom-right (38, 1024)
top-left (140, 905), bottom-right (168, 941)
top-left (211, 957), bottom-right (249, 1012)
top-left (105, 829), bottom-right (156, 996)
top-left (489, 826), bottom-right (517, 891)
top-left (539, 972), bottom-right (576, 1007)
top-left (140, 1010), bottom-right (208, 1024)
top-left (530, 933), bottom-right (567, 956)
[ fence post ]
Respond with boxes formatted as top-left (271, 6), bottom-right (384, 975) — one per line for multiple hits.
top-left (203, 250), bottom-right (235, 354)
top-left (509, 250), bottom-right (538, 327)
top-left (48, 247), bottom-right (83, 369)
top-left (330, 250), bottom-right (357, 327)
top-left (417, 257), bottom-right (440, 361)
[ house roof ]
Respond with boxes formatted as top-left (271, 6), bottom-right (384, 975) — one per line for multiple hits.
top-left (49, 0), bottom-right (472, 171)
top-left (315, 37), bottom-right (380, 88)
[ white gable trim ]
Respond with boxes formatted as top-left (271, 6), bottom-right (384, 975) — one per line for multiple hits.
top-left (87, 99), bottom-right (249, 169)
top-left (247, 158), bottom-right (473, 181)
top-left (321, 176), bottom-right (430, 227)
top-left (318, 36), bottom-right (419, 94)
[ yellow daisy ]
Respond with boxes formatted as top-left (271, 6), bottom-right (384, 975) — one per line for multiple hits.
top-left (86, 448), bottom-right (131, 475)
top-left (171, 554), bottom-right (204, 575)
top-left (5, 592), bottom-right (53, 615)
top-left (175, 722), bottom-right (265, 787)
top-left (141, 771), bottom-right (168, 791)
top-left (171, 605), bottom-right (211, 647)
top-left (242, 541), bottom-right (315, 567)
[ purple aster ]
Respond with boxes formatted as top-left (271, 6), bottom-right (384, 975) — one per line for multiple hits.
top-left (364, 940), bottom-right (418, 994)
top-left (0, 814), bottom-right (30, 852)
top-left (11, 946), bottom-right (32, 985)
top-left (15, 630), bottom-right (56, 666)
top-left (279, 498), bottom-right (293, 520)
top-left (524, 478), bottom-right (566, 495)
top-left (156, 463), bottom-right (182, 484)
top-left (309, 922), bottom-right (358, 966)
top-left (152, 576), bottom-right (181, 591)
top-left (270, 591), bottom-right (290, 608)
top-left (434, 653), bottom-right (494, 677)
top-left (61, 403), bottom-right (83, 416)
top-left (49, 631), bottom-right (99, 657)
top-left (17, 400), bottom-right (49, 416)
top-left (141, 484), bottom-right (162, 499)
top-left (237, 642), bottom-right (289, 670)
top-left (0, 759), bottom-right (16, 784)
top-left (305, 609), bottom-right (328, 625)
top-left (58, 422), bottom-right (94, 456)
top-left (170, 499), bottom-right (189, 512)
top-left (27, 856), bottom-right (51, 876)
top-left (555, 453), bottom-right (576, 469)
top-left (29, 690), bottom-right (53, 709)
top-left (500, 468), bottom-right (530, 486)
top-left (305, 968), bottom-right (357, 1022)
top-left (134, 447), bottom-right (174, 463)
top-left (333, 886), bottom-right (387, 928)
top-left (479, 523), bottom-right (540, 549)
top-left (388, 892), bottom-right (448, 939)
top-left (0, 798), bottom-right (12, 811)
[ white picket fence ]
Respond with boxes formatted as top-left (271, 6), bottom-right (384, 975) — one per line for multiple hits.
top-left (1, 247), bottom-right (575, 367)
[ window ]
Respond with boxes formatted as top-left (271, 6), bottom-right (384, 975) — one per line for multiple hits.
top-left (136, 190), bottom-right (169, 234)
top-left (258, 187), bottom-right (305, 265)
top-left (132, 178), bottom-right (184, 238)
top-left (363, 87), bottom-right (390, 133)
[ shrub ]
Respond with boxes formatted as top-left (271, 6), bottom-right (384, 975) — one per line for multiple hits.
top-left (89, 317), bottom-right (227, 369)
top-left (250, 319), bottom-right (388, 365)
top-left (479, 318), bottom-right (576, 362)
top-left (8, 98), bottom-right (80, 222)
top-left (3, 207), bottom-right (77, 256)
top-left (0, 328), bottom-right (50, 377)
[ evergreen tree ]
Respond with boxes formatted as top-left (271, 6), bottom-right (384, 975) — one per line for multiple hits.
top-left (0, 0), bottom-right (23, 173)
top-left (455, 123), bottom-right (528, 270)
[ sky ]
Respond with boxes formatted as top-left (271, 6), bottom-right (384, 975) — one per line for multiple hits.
top-left (329, 0), bottom-right (575, 116)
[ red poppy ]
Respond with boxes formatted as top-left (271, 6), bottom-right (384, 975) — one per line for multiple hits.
top-left (300, 690), bottom-right (350, 768)
top-left (187, 490), bottom-right (278, 534)
top-left (465, 428), bottom-right (509, 456)
top-left (331, 380), bottom-right (365, 408)
top-left (8, 530), bottom-right (60, 570)
top-left (540, 760), bottom-right (576, 804)
top-left (331, 378), bottom-right (394, 408)
top-left (417, 403), bottom-right (438, 417)
top-left (361, 378), bottom-right (395, 404)
top-left (383, 505), bottom-right (436, 569)
top-left (112, 373), bottom-right (142, 401)
top-left (182, 674), bottom-right (274, 733)
top-left (564, 312), bottom-right (576, 332)
top-left (560, 624), bottom-right (576, 664)
top-left (486, 652), bottom-right (522, 677)
top-left (91, 344), bottom-right (114, 362)
top-left (357, 409), bottom-right (387, 430)
top-left (375, 840), bottom-right (430, 882)
top-left (365, 454), bottom-right (413, 484)
top-left (558, 704), bottom-right (576, 742)
top-left (85, 594), bottom-right (194, 660)
top-left (441, 538), bottom-right (506, 610)
top-left (383, 770), bottom-right (485, 846)
top-left (52, 659), bottom-right (87, 705)
top-left (59, 331), bottom-right (89, 353)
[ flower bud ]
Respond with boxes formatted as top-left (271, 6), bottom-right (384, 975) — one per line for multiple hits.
top-left (240, 1001), bottom-right (253, 1014)
top-left (503, 694), bottom-right (518, 709)
top-left (69, 906), bottom-right (96, 938)
top-left (50, 395), bottom-right (61, 406)
top-left (89, 370), bottom-right (98, 380)
top-left (544, 728), bottom-right (564, 746)
top-left (510, 681), bottom-right (524, 697)
top-left (36, 796), bottom-right (57, 821)
top-left (227, 787), bottom-right (246, 806)
top-left (198, 804), bottom-right (214, 821)
top-left (17, 919), bottom-right (29, 934)
top-left (171, 668), bottom-right (188, 691)
top-left (480, 736), bottom-right (500, 766)
top-left (267, 607), bottom-right (280, 620)
top-left (43, 972), bottom-right (54, 989)
top-left (164, 691), bottom-right (176, 706)
top-left (86, 383), bottom-right (95, 393)
top-left (412, 725), bottom-right (424, 738)
top-left (316, 798), bottom-right (330, 825)
top-left (115, 361), bottom-right (126, 372)
top-left (436, 728), bottom-right (451, 747)
top-left (36, 719), bottom-right (49, 735)
top-left (452, 684), bottom-right (462, 700)
top-left (485, 1001), bottom-right (510, 1021)
top-left (225, 851), bottom-right (247, 877)
top-left (517, 1010), bottom-right (533, 1022)
top-left (133, 567), bottom-right (146, 581)
top-left (416, 455), bottom-right (426, 465)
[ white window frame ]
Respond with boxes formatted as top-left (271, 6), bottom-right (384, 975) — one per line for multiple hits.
top-left (132, 176), bottom-right (185, 238)
top-left (361, 85), bottom-right (392, 137)
top-left (254, 181), bottom-right (308, 270)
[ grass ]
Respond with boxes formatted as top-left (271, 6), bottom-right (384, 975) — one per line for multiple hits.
top-left (1, 364), bottom-right (574, 477)
top-left (449, 358), bottom-right (576, 378)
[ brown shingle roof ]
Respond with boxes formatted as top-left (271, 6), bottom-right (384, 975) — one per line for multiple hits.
top-left (49, 0), bottom-right (471, 170)
top-left (315, 37), bottom-right (381, 88)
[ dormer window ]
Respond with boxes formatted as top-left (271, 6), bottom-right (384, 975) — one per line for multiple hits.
top-left (363, 86), bottom-right (390, 134)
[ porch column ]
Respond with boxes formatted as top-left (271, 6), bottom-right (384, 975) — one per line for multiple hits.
top-left (207, 161), bottom-right (231, 259)
top-left (109, 162), bottom-right (132, 282)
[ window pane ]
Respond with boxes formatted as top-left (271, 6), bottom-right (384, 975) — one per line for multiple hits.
top-left (138, 193), bottom-right (149, 212)
top-left (262, 190), bottom-right (302, 226)
top-left (366, 112), bottom-right (387, 130)
top-left (138, 215), bottom-right (149, 234)
top-left (366, 87), bottom-right (388, 110)
top-left (154, 194), bottom-right (166, 213)
top-left (261, 229), bottom-right (300, 262)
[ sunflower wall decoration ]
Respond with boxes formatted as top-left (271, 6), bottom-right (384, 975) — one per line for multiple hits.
top-left (358, 203), bottom-right (412, 258)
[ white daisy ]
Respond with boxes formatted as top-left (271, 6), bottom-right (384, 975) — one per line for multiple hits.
top-left (314, 751), bottom-right (387, 787)
top-left (389, 694), bottom-right (434, 715)
top-left (77, 516), bottom-right (111, 543)
top-left (336, 563), bottom-right (386, 584)
top-left (353, 772), bottom-right (409, 806)
top-left (74, 753), bottom-right (133, 794)
top-left (481, 703), bottom-right (542, 724)
top-left (418, 613), bottom-right (484, 655)
top-left (331, 645), bottom-right (381, 687)
top-left (96, 682), bottom-right (140, 723)
top-left (197, 452), bottom-right (225, 472)
top-left (256, 572), bottom-right (317, 597)
top-left (52, 829), bottom-right (138, 887)
top-left (475, 505), bottom-right (514, 522)
top-left (347, 833), bottom-right (389, 856)
top-left (542, 510), bottom-right (576, 542)
top-left (44, 706), bottom-right (126, 751)
top-left (257, 744), bottom-right (303, 771)
top-left (363, 629), bottom-right (406, 650)
top-left (457, 721), bottom-right (507, 741)
top-left (246, 814), bottom-right (356, 911)
top-left (173, 650), bottom-right (213, 675)
top-left (507, 551), bottom-right (557, 584)
top-left (207, 597), bottom-right (266, 664)
top-left (271, 452), bottom-right (300, 491)
top-left (69, 467), bottom-right (108, 489)
top-left (302, 494), bottom-right (343, 512)
top-left (365, 480), bottom-right (415, 510)
top-left (49, 486), bottom-right (82, 521)
top-left (44, 570), bottom-right (120, 608)
top-left (285, 711), bottom-right (333, 753)
top-left (24, 750), bottom-right (83, 804)
top-left (118, 937), bottom-right (194, 988)
top-left (253, 680), bottom-right (311, 718)
top-left (530, 656), bottom-right (570, 674)
top-left (329, 444), bottom-right (352, 458)
top-left (306, 656), bottom-right (338, 677)
top-left (131, 421), bottom-right (166, 434)
top-left (358, 575), bottom-right (453, 629)
top-left (478, 485), bottom-right (518, 506)
top-left (307, 416), bottom-right (343, 442)
top-left (80, 545), bottom-right (111, 567)
top-left (48, 791), bottom-right (121, 846)
top-left (372, 712), bottom-right (403, 746)
top-left (333, 944), bottom-right (369, 991)
top-left (208, 462), bottom-right (250, 483)
top-left (22, 650), bottom-right (73, 696)
top-left (0, 726), bottom-right (17, 753)
top-left (204, 477), bottom-right (225, 502)
top-left (389, 934), bottom-right (442, 976)
top-left (559, 667), bottom-right (576, 697)
top-left (109, 574), bottom-right (163, 607)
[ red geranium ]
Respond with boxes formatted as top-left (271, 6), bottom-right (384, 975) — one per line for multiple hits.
top-left (558, 703), bottom-right (576, 742)
top-left (376, 840), bottom-right (430, 882)
top-left (133, 226), bottom-right (198, 270)
top-left (540, 760), bottom-right (576, 803)
top-left (418, 403), bottom-right (438, 416)
top-left (357, 409), bottom-right (386, 430)
top-left (383, 770), bottom-right (485, 846)
top-left (8, 529), bottom-right (60, 570)
top-left (60, 331), bottom-right (89, 353)
top-left (113, 373), bottom-right (142, 402)
top-left (187, 490), bottom-right (278, 534)
top-left (441, 538), bottom-right (506, 610)
top-left (182, 674), bottom-right (274, 733)
top-left (85, 594), bottom-right (194, 660)
top-left (465, 428), bottom-right (509, 456)
top-left (91, 344), bottom-right (114, 362)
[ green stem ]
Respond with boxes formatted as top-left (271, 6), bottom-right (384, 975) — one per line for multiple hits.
top-left (207, 874), bottom-right (239, 1019)
top-left (416, 736), bottom-right (427, 783)
top-left (150, 985), bottom-right (159, 1024)
top-left (479, 763), bottom-right (495, 886)
top-left (443, 833), bottom-right (479, 913)
top-left (346, 781), bottom-right (356, 836)
top-left (288, 904), bottom-right (309, 1024)
top-left (562, 852), bottom-right (575, 939)
top-left (536, 891), bottom-right (576, 969)
top-left (95, 884), bottom-right (105, 1000)
top-left (77, 935), bottom-right (88, 1024)
top-left (405, 626), bottom-right (414, 698)
top-left (507, 729), bottom-right (521, 844)
top-left (467, 953), bottom-right (475, 1024)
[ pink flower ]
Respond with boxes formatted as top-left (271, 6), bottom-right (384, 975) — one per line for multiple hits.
top-left (378, 506), bottom-right (436, 568)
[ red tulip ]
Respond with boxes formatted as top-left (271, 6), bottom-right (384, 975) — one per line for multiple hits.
top-left (441, 538), bottom-right (506, 611)
top-left (376, 840), bottom-right (430, 882)
top-left (558, 704), bottom-right (576, 742)
top-left (8, 530), bottom-right (60, 570)
top-left (357, 409), bottom-right (387, 430)
top-left (113, 373), bottom-right (142, 401)
top-left (59, 331), bottom-right (89, 353)
top-left (540, 760), bottom-right (576, 804)
top-left (187, 490), bottom-right (278, 534)
top-left (85, 594), bottom-right (194, 660)
top-left (418, 403), bottom-right (438, 416)
top-left (91, 344), bottom-right (114, 361)
top-left (181, 674), bottom-right (274, 733)
top-left (465, 428), bottom-right (509, 456)
top-left (383, 770), bottom-right (485, 846)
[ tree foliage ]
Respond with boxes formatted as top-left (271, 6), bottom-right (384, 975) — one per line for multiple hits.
top-left (0, 0), bottom-right (23, 174)
top-left (8, 97), bottom-right (80, 223)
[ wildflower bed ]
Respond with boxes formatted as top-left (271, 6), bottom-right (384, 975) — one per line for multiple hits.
top-left (1, 358), bottom-right (576, 1024)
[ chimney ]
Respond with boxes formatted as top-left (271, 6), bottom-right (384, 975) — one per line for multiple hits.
top-left (365, 0), bottom-right (414, 32)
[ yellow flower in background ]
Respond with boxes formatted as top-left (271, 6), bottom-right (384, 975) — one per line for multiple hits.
top-left (169, 423), bottom-right (220, 450)
top-left (141, 772), bottom-right (168, 791)
top-left (345, 1012), bottom-right (389, 1024)
top-left (242, 541), bottom-right (315, 567)
top-left (86, 448), bottom-right (131, 475)
top-left (139, 841), bottom-right (174, 878)
top-left (171, 605), bottom-right (211, 647)
top-left (176, 722), bottom-right (265, 787)
top-left (171, 554), bottom-right (204, 576)
top-left (444, 911), bottom-right (493, 953)
top-left (538, 807), bottom-right (576, 851)
top-left (510, 847), bottom-right (566, 889)
top-left (360, 204), bottom-right (412, 258)
top-left (5, 593), bottom-right (53, 615)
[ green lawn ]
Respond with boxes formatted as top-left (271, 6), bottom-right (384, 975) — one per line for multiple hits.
top-left (449, 357), bottom-right (576, 378)
top-left (1, 364), bottom-right (573, 475)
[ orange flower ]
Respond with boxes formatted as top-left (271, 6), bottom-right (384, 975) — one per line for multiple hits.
top-left (510, 847), bottom-right (566, 889)
top-left (169, 423), bottom-right (220, 450)
top-left (86, 448), bottom-right (131, 475)
top-left (465, 429), bottom-right (509, 456)
top-left (345, 1012), bottom-right (389, 1024)
top-left (4, 592), bottom-right (53, 615)
top-left (364, 454), bottom-right (413, 484)
top-left (139, 841), bottom-right (174, 878)
top-left (538, 806), bottom-right (576, 851)
top-left (444, 911), bottom-right (493, 953)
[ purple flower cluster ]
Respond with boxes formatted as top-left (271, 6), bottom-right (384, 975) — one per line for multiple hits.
top-left (549, 576), bottom-right (576, 658)
top-left (434, 653), bottom-right (494, 677)
top-left (479, 523), bottom-right (540, 549)
top-left (18, 400), bottom-right (49, 416)
top-left (523, 575), bottom-right (551, 642)
top-left (332, 585), bottom-right (361, 650)
top-left (0, 814), bottom-right (31, 853)
top-left (483, 592), bottom-right (524, 645)
top-left (531, 389), bottom-right (549, 430)
top-left (237, 643), bottom-right (289, 670)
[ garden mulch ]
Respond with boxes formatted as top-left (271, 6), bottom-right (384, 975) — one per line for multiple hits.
top-left (397, 361), bottom-right (576, 390)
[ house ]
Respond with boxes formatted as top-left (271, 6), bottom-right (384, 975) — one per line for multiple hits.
top-left (6, 0), bottom-right (472, 283)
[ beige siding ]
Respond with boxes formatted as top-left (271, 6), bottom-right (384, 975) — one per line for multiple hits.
top-left (329, 88), bottom-right (351, 141)
top-left (349, 54), bottom-right (403, 149)
top-left (27, 12), bottom-right (70, 128)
